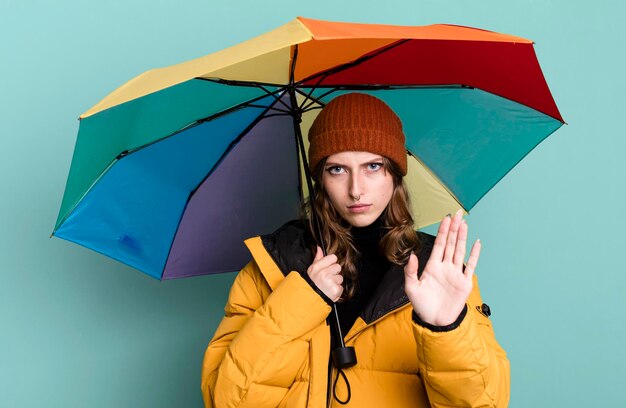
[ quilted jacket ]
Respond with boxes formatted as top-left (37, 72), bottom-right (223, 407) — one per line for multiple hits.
top-left (201, 221), bottom-right (510, 407)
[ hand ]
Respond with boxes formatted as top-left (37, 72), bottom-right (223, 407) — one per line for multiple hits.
top-left (404, 209), bottom-right (481, 326)
top-left (307, 246), bottom-right (344, 302)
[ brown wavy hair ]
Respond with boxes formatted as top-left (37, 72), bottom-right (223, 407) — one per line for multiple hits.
top-left (304, 157), bottom-right (421, 301)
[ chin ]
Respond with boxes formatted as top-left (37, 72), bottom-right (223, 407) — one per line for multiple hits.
top-left (343, 214), bottom-right (378, 228)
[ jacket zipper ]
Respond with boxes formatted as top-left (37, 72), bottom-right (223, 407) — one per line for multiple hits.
top-left (345, 302), bottom-right (412, 344)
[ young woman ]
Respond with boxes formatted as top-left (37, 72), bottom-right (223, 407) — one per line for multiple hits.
top-left (201, 93), bottom-right (510, 407)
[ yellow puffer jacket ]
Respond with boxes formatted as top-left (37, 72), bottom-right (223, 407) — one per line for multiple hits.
top-left (202, 222), bottom-right (510, 407)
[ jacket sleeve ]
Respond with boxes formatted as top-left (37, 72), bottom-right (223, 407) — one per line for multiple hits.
top-left (201, 260), bottom-right (332, 408)
top-left (412, 274), bottom-right (510, 408)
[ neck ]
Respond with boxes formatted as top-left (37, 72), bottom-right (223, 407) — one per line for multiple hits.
top-left (350, 214), bottom-right (385, 248)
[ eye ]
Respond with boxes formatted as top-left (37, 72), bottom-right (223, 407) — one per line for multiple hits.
top-left (326, 166), bottom-right (345, 175)
top-left (367, 162), bottom-right (383, 172)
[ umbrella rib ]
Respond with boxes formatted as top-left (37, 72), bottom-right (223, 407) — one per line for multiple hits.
top-left (288, 44), bottom-right (304, 204)
top-left (300, 105), bottom-right (324, 114)
top-left (295, 87), bottom-right (330, 111)
top-left (257, 84), bottom-right (292, 112)
top-left (292, 41), bottom-right (411, 111)
top-left (262, 112), bottom-right (293, 119)
top-left (247, 103), bottom-right (291, 114)
top-left (306, 83), bottom-right (564, 122)
top-left (198, 77), bottom-right (286, 89)
top-left (299, 88), bottom-right (335, 111)
top-left (55, 93), bottom-right (285, 243)
top-left (76, 94), bottom-right (287, 219)
top-left (187, 97), bottom-right (284, 201)
top-left (52, 157), bottom-right (119, 234)
top-left (289, 44), bottom-right (298, 85)
top-left (109, 92), bottom-right (280, 162)
top-left (195, 92), bottom-right (283, 124)
top-left (308, 84), bottom-right (470, 90)
top-left (295, 67), bottom-right (334, 110)
top-left (160, 97), bottom-right (284, 279)
top-left (297, 39), bottom-right (411, 86)
top-left (198, 78), bottom-right (294, 112)
top-left (289, 38), bottom-right (475, 115)
top-left (296, 85), bottom-right (470, 112)
top-left (288, 44), bottom-right (321, 115)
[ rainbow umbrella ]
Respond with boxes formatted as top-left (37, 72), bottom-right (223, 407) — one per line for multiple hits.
top-left (53, 17), bottom-right (564, 280)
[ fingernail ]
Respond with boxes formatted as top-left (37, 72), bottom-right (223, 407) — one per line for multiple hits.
top-left (455, 209), bottom-right (462, 216)
top-left (446, 213), bottom-right (451, 218)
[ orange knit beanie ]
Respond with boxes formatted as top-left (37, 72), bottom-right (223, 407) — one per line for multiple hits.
top-left (307, 93), bottom-right (407, 175)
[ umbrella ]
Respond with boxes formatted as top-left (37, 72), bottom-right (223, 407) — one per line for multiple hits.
top-left (53, 16), bottom-right (564, 281)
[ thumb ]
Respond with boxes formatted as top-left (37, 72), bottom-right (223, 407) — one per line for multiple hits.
top-left (404, 253), bottom-right (419, 283)
top-left (314, 246), bottom-right (324, 262)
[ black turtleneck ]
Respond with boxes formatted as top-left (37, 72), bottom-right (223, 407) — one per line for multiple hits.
top-left (336, 215), bottom-right (390, 337)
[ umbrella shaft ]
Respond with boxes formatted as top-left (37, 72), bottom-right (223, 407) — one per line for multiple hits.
top-left (288, 87), bottom-right (351, 353)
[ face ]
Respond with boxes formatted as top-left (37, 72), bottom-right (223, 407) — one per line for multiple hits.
top-left (322, 151), bottom-right (395, 228)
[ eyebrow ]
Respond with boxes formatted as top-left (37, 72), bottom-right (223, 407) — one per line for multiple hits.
top-left (325, 157), bottom-right (384, 167)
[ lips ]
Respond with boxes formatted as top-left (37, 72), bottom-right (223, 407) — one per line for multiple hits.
top-left (347, 204), bottom-right (371, 213)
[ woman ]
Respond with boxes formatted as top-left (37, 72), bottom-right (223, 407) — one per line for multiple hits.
top-left (201, 93), bottom-right (510, 407)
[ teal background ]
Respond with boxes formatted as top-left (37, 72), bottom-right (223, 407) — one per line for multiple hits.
top-left (2, 0), bottom-right (624, 406)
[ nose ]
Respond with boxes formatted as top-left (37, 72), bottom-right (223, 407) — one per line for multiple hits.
top-left (349, 172), bottom-right (362, 201)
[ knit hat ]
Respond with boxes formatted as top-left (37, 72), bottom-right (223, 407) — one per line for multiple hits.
top-left (308, 93), bottom-right (407, 175)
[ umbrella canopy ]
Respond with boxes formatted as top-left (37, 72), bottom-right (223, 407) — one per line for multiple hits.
top-left (53, 17), bottom-right (564, 280)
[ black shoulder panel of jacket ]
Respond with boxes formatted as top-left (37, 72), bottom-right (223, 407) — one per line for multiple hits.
top-left (260, 222), bottom-right (437, 325)
top-left (260, 220), bottom-right (316, 277)
top-left (361, 232), bottom-right (435, 324)
top-left (260, 220), bottom-right (334, 305)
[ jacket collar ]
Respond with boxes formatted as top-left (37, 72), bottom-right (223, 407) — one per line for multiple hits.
top-left (257, 220), bottom-right (435, 324)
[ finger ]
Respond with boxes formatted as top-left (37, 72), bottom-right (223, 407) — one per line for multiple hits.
top-left (453, 218), bottom-right (468, 267)
top-left (312, 253), bottom-right (339, 271)
top-left (403, 253), bottom-right (419, 283)
top-left (431, 215), bottom-right (451, 261)
top-left (307, 247), bottom-right (324, 276)
top-left (333, 274), bottom-right (344, 285)
top-left (444, 209), bottom-right (463, 262)
top-left (314, 246), bottom-right (323, 262)
top-left (464, 239), bottom-right (481, 280)
top-left (331, 286), bottom-right (344, 302)
top-left (324, 263), bottom-right (342, 276)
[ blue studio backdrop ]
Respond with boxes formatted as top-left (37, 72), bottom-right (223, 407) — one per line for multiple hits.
top-left (1, 0), bottom-right (625, 406)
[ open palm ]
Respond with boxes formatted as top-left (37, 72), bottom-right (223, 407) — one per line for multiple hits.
top-left (404, 210), bottom-right (481, 326)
